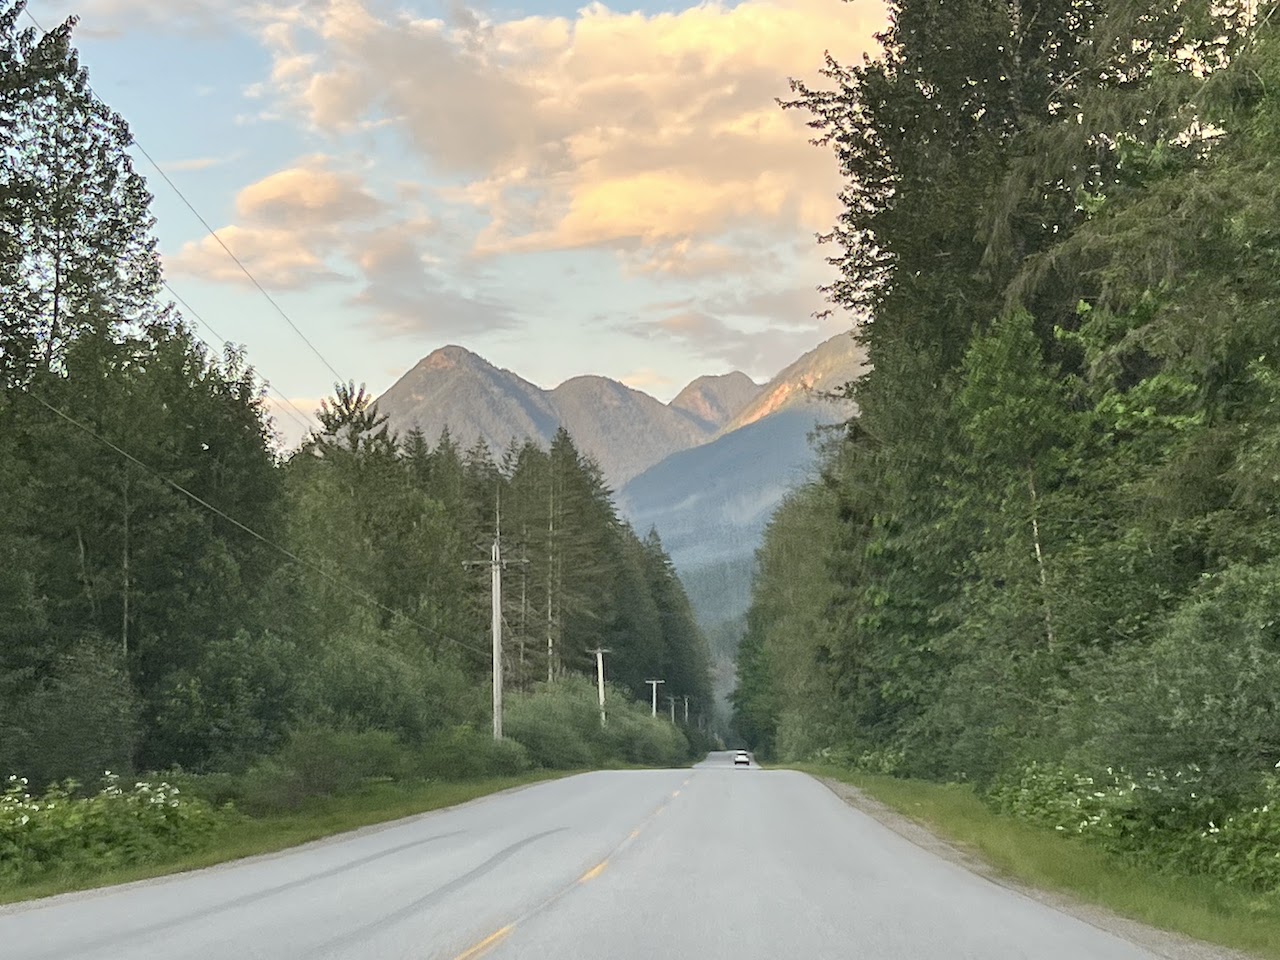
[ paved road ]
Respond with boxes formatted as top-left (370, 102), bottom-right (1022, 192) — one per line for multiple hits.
top-left (1, 752), bottom-right (1170, 959)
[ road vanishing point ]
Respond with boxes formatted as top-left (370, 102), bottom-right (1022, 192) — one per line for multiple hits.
top-left (1, 753), bottom-right (1182, 959)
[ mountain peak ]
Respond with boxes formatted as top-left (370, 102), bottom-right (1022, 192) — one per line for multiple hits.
top-left (416, 344), bottom-right (488, 372)
top-left (722, 332), bottom-right (865, 433)
top-left (670, 371), bottom-right (762, 431)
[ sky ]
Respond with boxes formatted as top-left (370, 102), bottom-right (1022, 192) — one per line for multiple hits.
top-left (29, 0), bottom-right (887, 446)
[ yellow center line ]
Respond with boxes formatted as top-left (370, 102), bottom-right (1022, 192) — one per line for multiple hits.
top-left (448, 789), bottom-right (676, 957)
top-left (451, 924), bottom-right (514, 960)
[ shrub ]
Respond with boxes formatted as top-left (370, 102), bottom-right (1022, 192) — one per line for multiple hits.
top-left (0, 641), bottom-right (138, 791)
top-left (237, 728), bottom-right (407, 813)
top-left (505, 686), bottom-right (598, 769)
top-left (149, 630), bottom-right (300, 773)
top-left (505, 678), bottom-right (694, 769)
top-left (0, 772), bottom-right (227, 883)
top-left (990, 761), bottom-right (1280, 893)
top-left (413, 726), bottom-right (531, 780)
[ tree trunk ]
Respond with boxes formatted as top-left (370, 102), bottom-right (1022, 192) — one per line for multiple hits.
top-left (121, 471), bottom-right (130, 658)
top-left (76, 526), bottom-right (98, 623)
top-left (547, 485), bottom-right (555, 683)
top-left (1027, 464), bottom-right (1055, 651)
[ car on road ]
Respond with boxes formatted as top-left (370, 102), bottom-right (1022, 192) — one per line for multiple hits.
top-left (734, 751), bottom-right (750, 766)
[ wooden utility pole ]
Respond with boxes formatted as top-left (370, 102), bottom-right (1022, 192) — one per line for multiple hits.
top-left (646, 679), bottom-right (665, 718)
top-left (465, 499), bottom-right (524, 740)
top-left (588, 646), bottom-right (611, 727)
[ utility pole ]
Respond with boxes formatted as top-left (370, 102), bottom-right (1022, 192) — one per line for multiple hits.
top-left (683, 695), bottom-right (690, 724)
top-left (588, 646), bottom-right (611, 727)
top-left (646, 679), bottom-right (665, 718)
top-left (667, 695), bottom-right (677, 724)
top-left (465, 497), bottom-right (524, 741)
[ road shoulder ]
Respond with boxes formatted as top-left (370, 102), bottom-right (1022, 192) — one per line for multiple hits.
top-left (812, 773), bottom-right (1257, 960)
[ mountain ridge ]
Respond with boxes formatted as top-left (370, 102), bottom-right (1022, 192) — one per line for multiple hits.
top-left (374, 332), bottom-right (865, 490)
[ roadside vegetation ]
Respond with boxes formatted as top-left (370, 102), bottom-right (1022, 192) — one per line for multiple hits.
top-left (732, 0), bottom-right (1280, 948)
top-left (0, 1), bottom-right (714, 898)
top-left (1, 678), bottom-right (704, 901)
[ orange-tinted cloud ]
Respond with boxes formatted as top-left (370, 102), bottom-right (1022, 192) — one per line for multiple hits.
top-left (252, 0), bottom-right (887, 274)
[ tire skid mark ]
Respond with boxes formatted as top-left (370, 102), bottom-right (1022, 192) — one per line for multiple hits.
top-left (447, 776), bottom-right (694, 960)
top-left (321, 828), bottom-right (567, 954)
top-left (23, 829), bottom-right (469, 960)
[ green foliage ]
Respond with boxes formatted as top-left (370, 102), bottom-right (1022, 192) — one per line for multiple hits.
top-left (505, 677), bottom-right (691, 769)
top-left (0, 640), bottom-right (138, 791)
top-left (235, 728), bottom-right (407, 813)
top-left (150, 630), bottom-right (300, 773)
top-left (413, 727), bottom-right (531, 781)
top-left (734, 0), bottom-right (1280, 902)
top-left (991, 763), bottom-right (1280, 893)
top-left (0, 772), bottom-right (227, 883)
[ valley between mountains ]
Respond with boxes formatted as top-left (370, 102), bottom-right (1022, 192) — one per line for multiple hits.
top-left (373, 333), bottom-right (868, 713)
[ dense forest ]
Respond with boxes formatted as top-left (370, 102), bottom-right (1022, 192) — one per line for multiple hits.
top-left (0, 3), bottom-right (712, 791)
top-left (734, 0), bottom-right (1280, 886)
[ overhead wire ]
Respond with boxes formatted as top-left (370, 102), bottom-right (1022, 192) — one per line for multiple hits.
top-left (13, 9), bottom-right (493, 661)
top-left (21, 7), bottom-right (349, 404)
top-left (160, 279), bottom-right (317, 439)
top-left (23, 391), bottom-right (492, 662)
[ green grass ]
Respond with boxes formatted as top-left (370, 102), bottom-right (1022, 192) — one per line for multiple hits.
top-left (795, 763), bottom-right (1280, 959)
top-left (0, 772), bottom-right (570, 906)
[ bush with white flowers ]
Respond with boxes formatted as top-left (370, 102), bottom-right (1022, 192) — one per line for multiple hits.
top-left (989, 761), bottom-right (1280, 893)
top-left (1, 772), bottom-right (228, 881)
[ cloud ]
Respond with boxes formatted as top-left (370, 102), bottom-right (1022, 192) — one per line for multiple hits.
top-left (168, 223), bottom-right (344, 289)
top-left (168, 156), bottom-right (517, 335)
top-left (168, 157), bottom-right (376, 287)
top-left (633, 296), bottom-right (841, 375)
top-left (622, 368), bottom-right (675, 392)
top-left (42, 0), bottom-right (230, 34)
top-left (235, 162), bottom-right (383, 228)
top-left (162, 154), bottom-right (239, 173)
top-left (249, 0), bottom-right (887, 272)
top-left (348, 219), bottom-right (518, 336)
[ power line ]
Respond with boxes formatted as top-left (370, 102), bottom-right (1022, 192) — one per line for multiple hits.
top-left (161, 279), bottom-right (317, 438)
top-left (24, 390), bottom-right (491, 662)
top-left (137, 141), bottom-right (347, 385)
top-left (21, 7), bottom-right (349, 388)
top-left (19, 6), bottom-right (326, 445)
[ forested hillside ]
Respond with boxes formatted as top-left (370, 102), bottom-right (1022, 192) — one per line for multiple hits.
top-left (0, 5), bottom-right (712, 792)
top-left (735, 0), bottom-right (1280, 889)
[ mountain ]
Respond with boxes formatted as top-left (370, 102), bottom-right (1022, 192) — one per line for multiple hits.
top-left (376, 345), bottom-right (561, 451)
top-left (618, 332), bottom-right (867, 568)
top-left (617, 409), bottom-right (835, 568)
top-left (376, 346), bottom-right (727, 487)
top-left (615, 332), bottom-right (866, 721)
top-left (669, 372), bottom-right (763, 431)
top-left (722, 333), bottom-right (865, 434)
top-left (547, 376), bottom-right (711, 486)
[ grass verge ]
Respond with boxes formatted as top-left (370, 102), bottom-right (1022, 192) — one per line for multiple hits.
top-left (795, 763), bottom-right (1280, 959)
top-left (0, 771), bottom-right (569, 907)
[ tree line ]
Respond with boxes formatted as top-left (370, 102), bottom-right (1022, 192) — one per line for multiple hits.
top-left (0, 2), bottom-right (712, 789)
top-left (735, 0), bottom-right (1280, 807)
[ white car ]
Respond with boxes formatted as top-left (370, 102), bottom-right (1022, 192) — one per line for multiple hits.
top-left (734, 751), bottom-right (750, 766)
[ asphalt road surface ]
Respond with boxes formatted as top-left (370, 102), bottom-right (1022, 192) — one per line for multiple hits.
top-left (1, 752), bottom-right (1174, 960)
